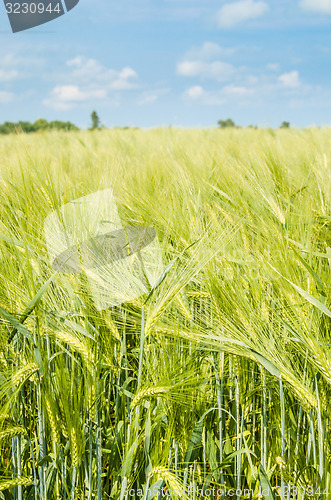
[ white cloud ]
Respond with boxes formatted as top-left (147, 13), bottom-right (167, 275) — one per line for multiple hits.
top-left (177, 61), bottom-right (201, 76)
top-left (183, 86), bottom-right (226, 105)
top-left (0, 69), bottom-right (19, 82)
top-left (299, 0), bottom-right (331, 14)
top-left (65, 57), bottom-right (138, 89)
top-left (52, 85), bottom-right (107, 102)
top-left (138, 88), bottom-right (170, 105)
top-left (267, 63), bottom-right (280, 71)
top-left (183, 84), bottom-right (252, 105)
top-left (185, 42), bottom-right (235, 61)
top-left (184, 86), bottom-right (205, 99)
top-left (44, 56), bottom-right (139, 109)
top-left (44, 85), bottom-right (107, 110)
top-left (181, 69), bottom-right (306, 107)
top-left (246, 75), bottom-right (259, 85)
top-left (177, 60), bottom-right (235, 81)
top-left (0, 51), bottom-right (46, 80)
top-left (278, 71), bottom-right (300, 88)
top-left (0, 91), bottom-right (14, 103)
top-left (177, 45), bottom-right (307, 110)
top-left (217, 0), bottom-right (269, 28)
top-left (138, 93), bottom-right (158, 105)
top-left (222, 85), bottom-right (251, 96)
top-left (119, 67), bottom-right (138, 79)
top-left (110, 78), bottom-right (137, 90)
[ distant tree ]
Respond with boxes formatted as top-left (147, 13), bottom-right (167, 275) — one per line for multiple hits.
top-left (0, 122), bottom-right (16, 134)
top-left (90, 110), bottom-right (101, 130)
top-left (33, 118), bottom-right (49, 131)
top-left (47, 120), bottom-right (78, 131)
top-left (218, 118), bottom-right (236, 128)
top-left (16, 121), bottom-right (35, 133)
top-left (280, 121), bottom-right (290, 128)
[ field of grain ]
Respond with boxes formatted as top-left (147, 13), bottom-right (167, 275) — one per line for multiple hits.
top-left (0, 128), bottom-right (330, 499)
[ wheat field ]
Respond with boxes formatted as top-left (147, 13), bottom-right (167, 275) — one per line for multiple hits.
top-left (0, 127), bottom-right (330, 499)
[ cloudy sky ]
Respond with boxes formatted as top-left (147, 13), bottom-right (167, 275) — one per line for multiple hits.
top-left (1, 0), bottom-right (331, 128)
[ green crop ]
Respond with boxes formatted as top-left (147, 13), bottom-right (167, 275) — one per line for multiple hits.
top-left (0, 127), bottom-right (330, 499)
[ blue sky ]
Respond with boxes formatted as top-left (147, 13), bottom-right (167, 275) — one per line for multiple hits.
top-left (1, 0), bottom-right (331, 128)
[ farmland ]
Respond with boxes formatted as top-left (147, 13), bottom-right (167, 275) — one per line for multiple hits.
top-left (0, 127), bottom-right (330, 499)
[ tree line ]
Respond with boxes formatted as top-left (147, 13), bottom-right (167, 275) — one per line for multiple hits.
top-left (0, 112), bottom-right (292, 134)
top-left (218, 118), bottom-right (290, 129)
top-left (0, 118), bottom-right (79, 135)
top-left (0, 111), bottom-right (104, 135)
